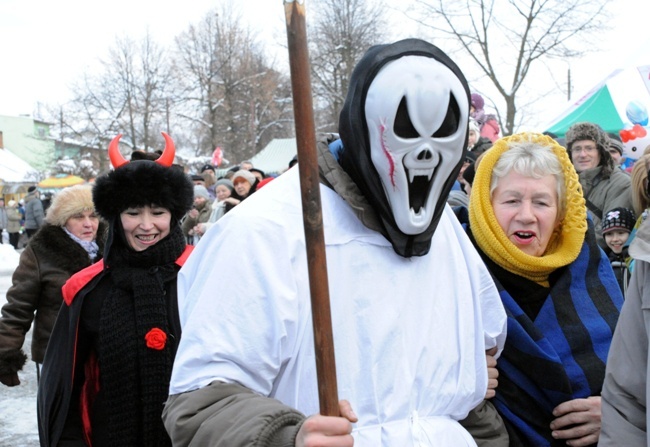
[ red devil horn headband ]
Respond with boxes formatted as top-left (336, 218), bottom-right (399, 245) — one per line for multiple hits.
top-left (108, 132), bottom-right (176, 168)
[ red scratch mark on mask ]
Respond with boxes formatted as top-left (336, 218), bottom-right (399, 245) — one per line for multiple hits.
top-left (379, 121), bottom-right (396, 188)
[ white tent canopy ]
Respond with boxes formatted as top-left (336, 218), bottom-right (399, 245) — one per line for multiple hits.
top-left (0, 148), bottom-right (39, 182)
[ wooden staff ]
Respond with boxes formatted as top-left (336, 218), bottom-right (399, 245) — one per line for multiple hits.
top-left (283, 0), bottom-right (339, 416)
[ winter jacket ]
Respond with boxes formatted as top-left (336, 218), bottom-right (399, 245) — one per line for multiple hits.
top-left (6, 207), bottom-right (21, 233)
top-left (480, 117), bottom-right (501, 143)
top-left (600, 218), bottom-right (650, 445)
top-left (181, 202), bottom-right (213, 241)
top-left (24, 194), bottom-right (44, 230)
top-left (579, 165), bottom-right (632, 250)
top-left (0, 206), bottom-right (7, 230)
top-left (37, 245), bottom-right (192, 447)
top-left (0, 223), bottom-right (105, 375)
top-left (608, 249), bottom-right (631, 298)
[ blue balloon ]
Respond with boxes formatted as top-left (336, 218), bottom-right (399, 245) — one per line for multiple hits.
top-left (626, 100), bottom-right (649, 126)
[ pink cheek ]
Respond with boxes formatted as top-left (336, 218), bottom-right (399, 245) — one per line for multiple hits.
top-left (379, 122), bottom-right (396, 188)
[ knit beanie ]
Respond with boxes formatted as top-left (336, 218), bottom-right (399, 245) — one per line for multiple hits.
top-left (45, 184), bottom-right (95, 226)
top-left (232, 169), bottom-right (256, 186)
top-left (469, 132), bottom-right (587, 286)
top-left (193, 185), bottom-right (210, 200)
top-left (215, 178), bottom-right (234, 190)
top-left (469, 118), bottom-right (480, 137)
top-left (608, 133), bottom-right (624, 155)
top-left (602, 207), bottom-right (636, 234)
top-left (471, 93), bottom-right (484, 111)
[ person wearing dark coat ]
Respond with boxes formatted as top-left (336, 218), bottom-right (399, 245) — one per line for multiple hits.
top-left (24, 185), bottom-right (45, 238)
top-left (0, 185), bottom-right (105, 387)
top-left (37, 133), bottom-right (194, 447)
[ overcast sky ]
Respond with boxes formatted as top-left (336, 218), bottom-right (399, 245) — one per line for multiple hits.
top-left (1, 0), bottom-right (648, 130)
top-left (0, 0), bottom-right (286, 117)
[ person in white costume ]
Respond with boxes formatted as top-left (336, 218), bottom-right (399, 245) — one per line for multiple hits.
top-left (163, 38), bottom-right (507, 447)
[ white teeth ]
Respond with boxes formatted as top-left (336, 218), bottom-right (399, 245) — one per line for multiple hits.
top-left (138, 235), bottom-right (156, 241)
top-left (408, 169), bottom-right (433, 182)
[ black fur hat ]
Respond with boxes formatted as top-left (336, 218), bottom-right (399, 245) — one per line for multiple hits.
top-left (93, 161), bottom-right (193, 222)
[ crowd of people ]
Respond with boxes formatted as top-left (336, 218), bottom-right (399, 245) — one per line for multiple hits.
top-left (1, 36), bottom-right (650, 447)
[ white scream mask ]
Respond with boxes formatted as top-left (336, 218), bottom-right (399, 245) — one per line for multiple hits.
top-left (364, 56), bottom-right (469, 235)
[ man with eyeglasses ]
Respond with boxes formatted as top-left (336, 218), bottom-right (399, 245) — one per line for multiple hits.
top-left (566, 122), bottom-right (633, 250)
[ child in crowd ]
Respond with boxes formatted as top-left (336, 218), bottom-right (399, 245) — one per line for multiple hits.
top-left (602, 207), bottom-right (636, 296)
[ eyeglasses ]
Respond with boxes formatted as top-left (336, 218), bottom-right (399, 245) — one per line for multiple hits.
top-left (570, 144), bottom-right (598, 154)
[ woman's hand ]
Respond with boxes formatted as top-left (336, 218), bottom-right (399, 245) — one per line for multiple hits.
top-left (485, 347), bottom-right (499, 399)
top-left (296, 400), bottom-right (358, 447)
top-left (550, 396), bottom-right (601, 446)
top-left (223, 197), bottom-right (241, 206)
top-left (193, 224), bottom-right (206, 236)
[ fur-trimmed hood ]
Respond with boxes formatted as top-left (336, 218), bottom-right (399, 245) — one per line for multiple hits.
top-left (566, 122), bottom-right (615, 178)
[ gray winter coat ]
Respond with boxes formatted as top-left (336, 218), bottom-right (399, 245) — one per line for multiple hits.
top-left (600, 218), bottom-right (650, 446)
top-left (23, 193), bottom-right (44, 230)
top-left (0, 206), bottom-right (7, 230)
top-left (579, 165), bottom-right (632, 249)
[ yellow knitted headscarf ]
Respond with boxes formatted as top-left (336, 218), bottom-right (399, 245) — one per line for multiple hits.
top-left (469, 132), bottom-right (587, 287)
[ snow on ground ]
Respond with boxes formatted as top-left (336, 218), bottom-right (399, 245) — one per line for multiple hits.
top-left (0, 244), bottom-right (20, 274)
top-left (0, 244), bottom-right (40, 446)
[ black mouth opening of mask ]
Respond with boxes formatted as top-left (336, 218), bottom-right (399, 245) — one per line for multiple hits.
top-left (406, 166), bottom-right (437, 214)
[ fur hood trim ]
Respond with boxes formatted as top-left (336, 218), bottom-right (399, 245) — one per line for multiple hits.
top-left (565, 122), bottom-right (615, 177)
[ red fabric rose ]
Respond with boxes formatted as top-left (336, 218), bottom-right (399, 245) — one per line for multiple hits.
top-left (145, 328), bottom-right (167, 350)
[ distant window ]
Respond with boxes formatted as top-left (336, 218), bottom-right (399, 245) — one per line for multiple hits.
top-left (36, 127), bottom-right (46, 138)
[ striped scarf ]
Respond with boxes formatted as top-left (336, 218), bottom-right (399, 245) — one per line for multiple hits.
top-left (479, 222), bottom-right (623, 445)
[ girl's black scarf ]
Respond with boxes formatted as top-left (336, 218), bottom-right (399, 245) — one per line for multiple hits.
top-left (99, 224), bottom-right (185, 447)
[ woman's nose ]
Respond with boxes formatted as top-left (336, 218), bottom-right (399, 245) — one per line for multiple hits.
top-left (139, 214), bottom-right (154, 229)
top-left (517, 201), bottom-right (535, 221)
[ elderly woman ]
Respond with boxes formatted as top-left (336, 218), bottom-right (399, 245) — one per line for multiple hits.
top-left (38, 134), bottom-right (193, 447)
top-left (465, 133), bottom-right (623, 446)
top-left (0, 185), bottom-right (104, 387)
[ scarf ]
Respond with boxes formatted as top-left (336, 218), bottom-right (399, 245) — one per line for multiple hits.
top-left (480, 221), bottom-right (623, 446)
top-left (63, 227), bottom-right (100, 260)
top-left (98, 224), bottom-right (185, 447)
top-left (469, 133), bottom-right (587, 286)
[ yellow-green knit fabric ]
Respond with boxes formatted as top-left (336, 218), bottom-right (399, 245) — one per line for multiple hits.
top-left (469, 133), bottom-right (587, 287)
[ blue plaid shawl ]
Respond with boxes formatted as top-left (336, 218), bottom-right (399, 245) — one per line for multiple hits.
top-left (469, 222), bottom-right (623, 446)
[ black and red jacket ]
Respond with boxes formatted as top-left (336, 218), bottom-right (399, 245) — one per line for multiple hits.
top-left (37, 246), bottom-right (193, 447)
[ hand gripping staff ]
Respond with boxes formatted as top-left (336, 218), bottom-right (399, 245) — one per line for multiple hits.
top-left (284, 0), bottom-right (339, 417)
